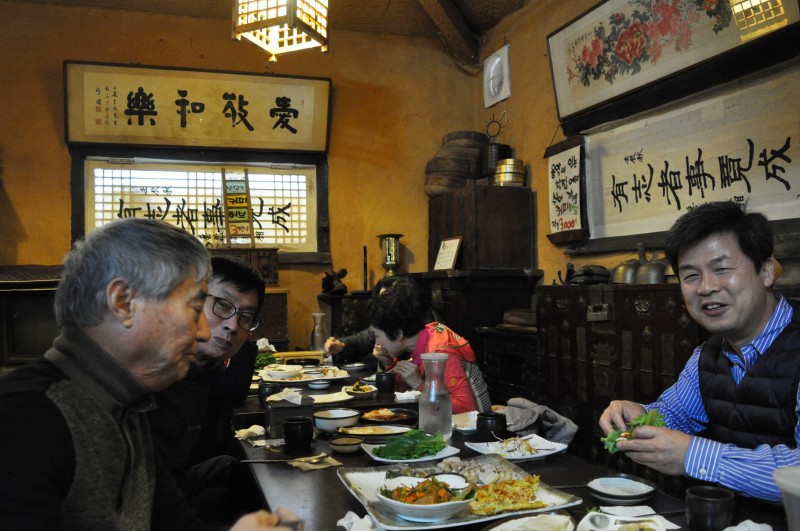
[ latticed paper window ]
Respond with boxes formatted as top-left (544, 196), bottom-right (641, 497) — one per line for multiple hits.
top-left (84, 160), bottom-right (317, 252)
top-left (731, 0), bottom-right (789, 41)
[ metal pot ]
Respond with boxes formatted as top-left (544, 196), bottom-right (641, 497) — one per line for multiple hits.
top-left (634, 244), bottom-right (668, 284)
top-left (611, 259), bottom-right (640, 284)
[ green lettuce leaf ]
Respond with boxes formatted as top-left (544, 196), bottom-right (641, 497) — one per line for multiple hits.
top-left (600, 409), bottom-right (665, 454)
top-left (372, 430), bottom-right (447, 460)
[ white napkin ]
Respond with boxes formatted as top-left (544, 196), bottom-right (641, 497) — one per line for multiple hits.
top-left (723, 521), bottom-right (773, 531)
top-left (337, 511), bottom-right (377, 530)
top-left (234, 424), bottom-right (266, 440)
top-left (600, 506), bottom-right (680, 530)
top-left (256, 337), bottom-right (277, 352)
top-left (394, 390), bottom-right (421, 401)
top-left (266, 388), bottom-right (304, 404)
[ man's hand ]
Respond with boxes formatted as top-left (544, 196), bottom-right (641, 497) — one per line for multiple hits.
top-left (392, 360), bottom-right (424, 389)
top-left (599, 400), bottom-right (647, 436)
top-left (323, 337), bottom-right (344, 355)
top-left (616, 425), bottom-right (690, 476)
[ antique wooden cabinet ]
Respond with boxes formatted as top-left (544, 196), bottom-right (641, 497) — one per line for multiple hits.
top-left (534, 284), bottom-right (706, 494)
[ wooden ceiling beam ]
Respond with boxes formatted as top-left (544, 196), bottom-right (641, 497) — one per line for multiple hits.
top-left (415, 0), bottom-right (480, 69)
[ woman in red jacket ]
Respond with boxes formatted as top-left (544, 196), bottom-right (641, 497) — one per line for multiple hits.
top-left (368, 276), bottom-right (489, 414)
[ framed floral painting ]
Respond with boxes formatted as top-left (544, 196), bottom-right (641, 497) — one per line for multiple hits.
top-left (548, 0), bottom-right (800, 130)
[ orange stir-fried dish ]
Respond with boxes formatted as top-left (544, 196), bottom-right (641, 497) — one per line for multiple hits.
top-left (380, 477), bottom-right (475, 505)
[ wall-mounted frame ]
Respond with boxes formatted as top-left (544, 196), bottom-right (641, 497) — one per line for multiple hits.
top-left (433, 237), bottom-right (462, 271)
top-left (544, 136), bottom-right (588, 245)
top-left (64, 61), bottom-right (330, 152)
top-left (567, 56), bottom-right (800, 257)
top-left (548, 0), bottom-right (800, 135)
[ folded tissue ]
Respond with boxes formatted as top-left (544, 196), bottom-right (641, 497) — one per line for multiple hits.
top-left (235, 424), bottom-right (266, 440)
top-left (394, 390), bottom-right (421, 401)
top-left (266, 388), bottom-right (304, 404)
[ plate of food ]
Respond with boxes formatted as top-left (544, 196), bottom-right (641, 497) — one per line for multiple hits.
top-left (576, 512), bottom-right (664, 531)
top-left (482, 511), bottom-right (575, 530)
top-left (465, 434), bottom-right (567, 461)
top-left (344, 382), bottom-right (378, 399)
top-left (337, 425), bottom-right (413, 443)
top-left (337, 454), bottom-right (581, 530)
top-left (362, 408), bottom-right (418, 425)
top-left (585, 475), bottom-right (657, 505)
top-left (363, 443), bottom-right (460, 464)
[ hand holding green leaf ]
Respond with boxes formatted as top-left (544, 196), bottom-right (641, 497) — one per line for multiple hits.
top-left (601, 410), bottom-right (665, 454)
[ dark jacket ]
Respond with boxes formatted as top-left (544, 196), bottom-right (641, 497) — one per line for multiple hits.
top-left (150, 341), bottom-right (257, 471)
top-left (0, 326), bottom-right (220, 530)
top-left (699, 299), bottom-right (800, 449)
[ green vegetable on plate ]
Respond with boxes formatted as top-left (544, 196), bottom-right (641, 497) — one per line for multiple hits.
top-left (372, 430), bottom-right (447, 460)
top-left (601, 410), bottom-right (665, 454)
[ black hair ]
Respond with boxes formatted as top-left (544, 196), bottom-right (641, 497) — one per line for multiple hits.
top-left (210, 255), bottom-right (266, 313)
top-left (371, 276), bottom-right (401, 297)
top-left (368, 276), bottom-right (428, 341)
top-left (664, 201), bottom-right (773, 273)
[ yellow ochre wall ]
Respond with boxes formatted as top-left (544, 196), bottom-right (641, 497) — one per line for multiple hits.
top-left (0, 0), bottom-right (627, 349)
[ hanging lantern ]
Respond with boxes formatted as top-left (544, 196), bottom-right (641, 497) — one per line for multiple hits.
top-left (233, 0), bottom-right (328, 62)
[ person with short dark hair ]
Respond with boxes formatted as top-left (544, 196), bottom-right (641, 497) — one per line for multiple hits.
top-left (368, 276), bottom-right (490, 414)
top-left (149, 255), bottom-right (266, 523)
top-left (600, 201), bottom-right (799, 503)
top-left (323, 276), bottom-right (401, 369)
top-left (0, 218), bottom-right (298, 530)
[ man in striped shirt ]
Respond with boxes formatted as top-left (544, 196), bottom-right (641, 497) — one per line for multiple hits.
top-left (600, 201), bottom-right (799, 503)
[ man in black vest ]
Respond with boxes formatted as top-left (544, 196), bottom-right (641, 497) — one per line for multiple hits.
top-left (600, 201), bottom-right (798, 503)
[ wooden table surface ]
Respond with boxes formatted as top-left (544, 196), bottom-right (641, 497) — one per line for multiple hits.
top-left (236, 369), bottom-right (787, 530)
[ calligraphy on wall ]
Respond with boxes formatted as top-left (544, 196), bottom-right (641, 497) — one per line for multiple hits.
top-left (583, 58), bottom-right (800, 243)
top-left (544, 136), bottom-right (589, 244)
top-left (64, 61), bottom-right (331, 152)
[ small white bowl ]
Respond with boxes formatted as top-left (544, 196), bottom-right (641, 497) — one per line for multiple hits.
top-left (376, 474), bottom-right (473, 523)
top-left (344, 384), bottom-right (378, 399)
top-left (329, 436), bottom-right (364, 454)
top-left (313, 408), bottom-right (360, 432)
top-left (308, 380), bottom-right (331, 390)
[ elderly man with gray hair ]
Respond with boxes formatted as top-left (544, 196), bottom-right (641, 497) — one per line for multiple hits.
top-left (0, 218), bottom-right (299, 530)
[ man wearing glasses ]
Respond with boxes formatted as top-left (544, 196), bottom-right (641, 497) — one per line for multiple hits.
top-left (149, 254), bottom-right (266, 524)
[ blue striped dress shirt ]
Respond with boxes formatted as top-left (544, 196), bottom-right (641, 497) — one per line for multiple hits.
top-left (646, 294), bottom-right (797, 502)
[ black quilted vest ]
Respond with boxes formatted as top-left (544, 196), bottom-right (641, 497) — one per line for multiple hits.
top-left (699, 300), bottom-right (800, 449)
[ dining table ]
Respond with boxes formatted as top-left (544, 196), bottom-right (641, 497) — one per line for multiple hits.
top-left (235, 369), bottom-right (788, 530)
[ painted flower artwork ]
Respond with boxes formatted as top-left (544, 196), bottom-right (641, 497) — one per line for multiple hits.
top-left (571, 0), bottom-right (733, 88)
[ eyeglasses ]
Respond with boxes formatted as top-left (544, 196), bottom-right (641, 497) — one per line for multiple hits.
top-left (206, 294), bottom-right (262, 331)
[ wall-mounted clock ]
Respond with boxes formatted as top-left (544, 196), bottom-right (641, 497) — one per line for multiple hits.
top-left (483, 44), bottom-right (511, 108)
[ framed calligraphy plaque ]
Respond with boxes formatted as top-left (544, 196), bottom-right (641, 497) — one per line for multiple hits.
top-left (545, 136), bottom-right (589, 245)
top-left (548, 0), bottom-right (800, 133)
top-left (433, 237), bottom-right (462, 271)
top-left (64, 61), bottom-right (330, 152)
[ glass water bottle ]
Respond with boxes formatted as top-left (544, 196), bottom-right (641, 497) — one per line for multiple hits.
top-left (310, 312), bottom-right (330, 364)
top-left (418, 352), bottom-right (452, 440)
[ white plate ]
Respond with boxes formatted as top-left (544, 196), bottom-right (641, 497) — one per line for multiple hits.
top-left (337, 454), bottom-right (582, 530)
top-left (576, 512), bottom-right (665, 531)
top-left (338, 425), bottom-right (413, 438)
top-left (464, 434), bottom-right (567, 461)
top-left (362, 443), bottom-right (460, 463)
top-left (311, 391), bottom-right (354, 404)
top-left (452, 411), bottom-right (478, 434)
top-left (586, 475), bottom-right (657, 505)
top-left (483, 512), bottom-right (575, 531)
